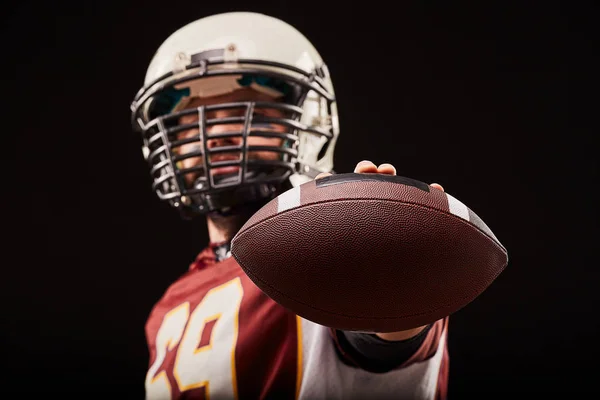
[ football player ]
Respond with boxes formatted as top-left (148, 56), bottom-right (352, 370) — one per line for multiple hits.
top-left (130, 12), bottom-right (449, 400)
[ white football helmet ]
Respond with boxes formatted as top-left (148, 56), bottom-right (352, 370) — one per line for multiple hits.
top-left (130, 12), bottom-right (339, 217)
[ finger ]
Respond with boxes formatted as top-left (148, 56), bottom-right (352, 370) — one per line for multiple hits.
top-left (315, 172), bottom-right (333, 180)
top-left (430, 183), bottom-right (444, 192)
top-left (354, 160), bottom-right (378, 173)
top-left (377, 163), bottom-right (396, 175)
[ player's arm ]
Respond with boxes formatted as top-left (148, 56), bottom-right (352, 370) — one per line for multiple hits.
top-left (331, 324), bottom-right (433, 372)
top-left (315, 160), bottom-right (447, 372)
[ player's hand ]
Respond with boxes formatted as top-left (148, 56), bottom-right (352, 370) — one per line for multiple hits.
top-left (315, 160), bottom-right (445, 193)
top-left (315, 160), bottom-right (444, 341)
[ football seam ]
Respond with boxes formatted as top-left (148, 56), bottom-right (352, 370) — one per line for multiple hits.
top-left (233, 249), bottom-right (507, 320)
top-left (237, 198), bottom-right (508, 256)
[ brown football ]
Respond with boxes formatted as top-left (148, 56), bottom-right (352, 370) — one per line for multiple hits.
top-left (231, 173), bottom-right (508, 332)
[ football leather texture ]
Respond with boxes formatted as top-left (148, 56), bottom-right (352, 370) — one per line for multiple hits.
top-left (231, 173), bottom-right (508, 332)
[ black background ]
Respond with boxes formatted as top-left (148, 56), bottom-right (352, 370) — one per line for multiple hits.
top-left (2, 1), bottom-right (594, 398)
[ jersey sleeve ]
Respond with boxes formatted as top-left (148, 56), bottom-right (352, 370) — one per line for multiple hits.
top-left (297, 317), bottom-right (450, 400)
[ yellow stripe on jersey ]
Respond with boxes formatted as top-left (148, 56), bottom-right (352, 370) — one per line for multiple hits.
top-left (295, 315), bottom-right (303, 399)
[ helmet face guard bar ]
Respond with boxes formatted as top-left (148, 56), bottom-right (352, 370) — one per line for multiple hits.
top-left (131, 55), bottom-right (336, 216)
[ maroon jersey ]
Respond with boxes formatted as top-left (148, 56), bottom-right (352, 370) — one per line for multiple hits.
top-left (145, 244), bottom-right (449, 400)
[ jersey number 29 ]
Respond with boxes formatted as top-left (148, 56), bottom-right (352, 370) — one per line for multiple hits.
top-left (145, 277), bottom-right (244, 400)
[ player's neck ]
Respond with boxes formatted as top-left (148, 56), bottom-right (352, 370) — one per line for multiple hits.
top-left (206, 212), bottom-right (247, 244)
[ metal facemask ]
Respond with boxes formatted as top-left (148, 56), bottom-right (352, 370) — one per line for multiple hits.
top-left (130, 51), bottom-right (337, 218)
